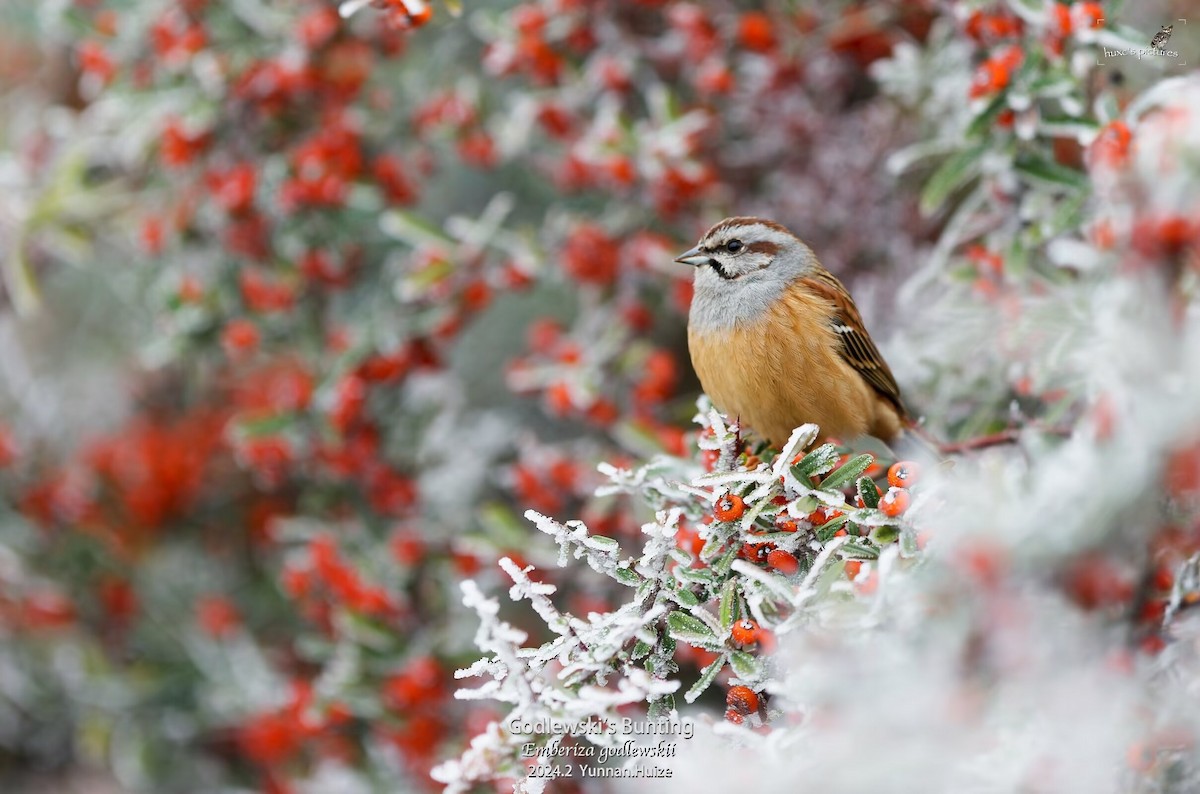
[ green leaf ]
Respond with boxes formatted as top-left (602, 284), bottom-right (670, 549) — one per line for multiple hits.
top-left (870, 525), bottom-right (901, 545)
top-left (668, 611), bottom-right (716, 643)
top-left (841, 542), bottom-right (880, 560)
top-left (649, 694), bottom-right (676, 717)
top-left (699, 532), bottom-right (725, 562)
top-left (1027, 75), bottom-right (1075, 100)
top-left (712, 544), bottom-right (740, 576)
top-left (791, 444), bottom-right (839, 480)
top-left (965, 94), bottom-right (1008, 139)
top-left (674, 588), bottom-right (700, 608)
top-left (816, 515), bottom-right (849, 542)
top-left (820, 454), bottom-right (875, 493)
top-left (857, 477), bottom-right (881, 509)
top-left (676, 566), bottom-right (716, 587)
top-left (631, 640), bottom-right (651, 660)
top-left (729, 650), bottom-right (763, 682)
top-left (613, 566), bottom-right (641, 586)
top-left (587, 535), bottom-right (620, 552)
top-left (1038, 115), bottom-right (1100, 141)
top-left (747, 531), bottom-right (804, 545)
top-left (1013, 154), bottom-right (1087, 192)
top-left (719, 580), bottom-right (736, 630)
top-left (792, 494), bottom-right (818, 515)
top-left (684, 654), bottom-right (727, 703)
top-left (920, 145), bottom-right (985, 216)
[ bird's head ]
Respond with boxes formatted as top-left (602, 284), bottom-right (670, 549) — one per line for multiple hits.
top-left (676, 216), bottom-right (821, 330)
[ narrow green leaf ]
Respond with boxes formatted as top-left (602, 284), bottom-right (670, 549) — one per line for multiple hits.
top-left (816, 515), bottom-right (849, 542)
top-left (857, 476), bottom-right (881, 509)
top-left (965, 94), bottom-right (1007, 139)
top-left (712, 544), bottom-right (740, 576)
top-left (699, 532), bottom-right (725, 562)
top-left (674, 588), bottom-right (700, 608)
top-left (791, 444), bottom-right (839, 480)
top-left (668, 611), bottom-right (715, 641)
top-left (841, 542), bottom-right (881, 560)
top-left (1038, 115), bottom-right (1100, 140)
top-left (821, 454), bottom-right (875, 493)
top-left (588, 535), bottom-right (619, 551)
top-left (676, 566), bottom-right (716, 586)
top-left (719, 580), bottom-right (736, 630)
top-left (920, 145), bottom-right (985, 216)
top-left (613, 566), bottom-right (641, 586)
top-left (1013, 154), bottom-right (1087, 191)
top-left (729, 650), bottom-right (763, 682)
top-left (684, 654), bottom-right (727, 703)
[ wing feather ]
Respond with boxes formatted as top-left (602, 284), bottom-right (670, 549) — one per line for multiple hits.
top-left (799, 270), bottom-right (907, 418)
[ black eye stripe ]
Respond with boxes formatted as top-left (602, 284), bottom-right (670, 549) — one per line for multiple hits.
top-left (709, 260), bottom-right (736, 279)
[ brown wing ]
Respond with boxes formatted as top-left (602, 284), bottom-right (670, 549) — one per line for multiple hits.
top-left (799, 270), bottom-right (908, 418)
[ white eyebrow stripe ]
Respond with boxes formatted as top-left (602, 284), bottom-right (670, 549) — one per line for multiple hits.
top-left (705, 223), bottom-right (791, 249)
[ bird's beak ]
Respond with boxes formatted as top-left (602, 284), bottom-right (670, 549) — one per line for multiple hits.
top-left (674, 246), bottom-right (712, 267)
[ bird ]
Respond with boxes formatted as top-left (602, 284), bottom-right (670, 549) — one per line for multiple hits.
top-left (1151, 24), bottom-right (1173, 52)
top-left (677, 216), bottom-right (911, 449)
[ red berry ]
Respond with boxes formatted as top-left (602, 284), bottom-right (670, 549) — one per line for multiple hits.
top-left (714, 493), bottom-right (745, 522)
top-left (1153, 565), bottom-right (1175, 592)
top-left (807, 506), bottom-right (843, 526)
top-left (739, 542), bottom-right (770, 564)
top-left (767, 549), bottom-right (799, 575)
top-left (726, 684), bottom-right (759, 714)
top-left (887, 461), bottom-right (921, 488)
top-left (879, 487), bottom-right (911, 517)
top-left (676, 525), bottom-right (705, 556)
top-left (844, 560), bottom-right (862, 580)
top-left (724, 709), bottom-right (745, 724)
top-left (730, 618), bottom-right (759, 646)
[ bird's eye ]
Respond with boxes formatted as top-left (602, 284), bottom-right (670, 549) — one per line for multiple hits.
top-left (725, 239), bottom-right (743, 253)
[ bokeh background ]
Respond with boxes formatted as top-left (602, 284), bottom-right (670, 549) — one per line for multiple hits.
top-left (1, 0), bottom-right (1199, 792)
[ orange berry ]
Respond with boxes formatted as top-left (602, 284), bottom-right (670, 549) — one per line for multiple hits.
top-left (714, 493), bottom-right (745, 522)
top-left (726, 684), bottom-right (760, 714)
top-left (879, 487), bottom-right (911, 517)
top-left (724, 709), bottom-right (745, 725)
top-left (767, 549), bottom-right (799, 575)
top-left (739, 542), bottom-right (769, 564)
top-left (737, 12), bottom-right (776, 52)
top-left (844, 560), bottom-right (862, 579)
top-left (676, 525), bottom-right (705, 556)
top-left (1127, 741), bottom-right (1154, 772)
top-left (730, 618), bottom-right (759, 646)
top-left (807, 506), bottom-right (843, 526)
top-left (887, 461), bottom-right (921, 489)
